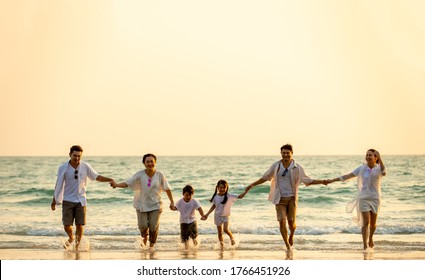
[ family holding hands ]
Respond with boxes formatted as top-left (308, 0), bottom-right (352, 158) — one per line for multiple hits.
top-left (52, 144), bottom-right (386, 252)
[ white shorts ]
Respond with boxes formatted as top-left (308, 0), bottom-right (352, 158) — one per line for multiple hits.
top-left (214, 215), bottom-right (229, 226)
top-left (359, 198), bottom-right (380, 214)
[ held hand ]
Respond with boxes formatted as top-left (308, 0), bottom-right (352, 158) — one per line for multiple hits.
top-left (170, 205), bottom-right (177, 211)
top-left (324, 179), bottom-right (335, 185)
top-left (110, 180), bottom-right (117, 188)
top-left (201, 215), bottom-right (208, 221)
top-left (245, 185), bottom-right (252, 193)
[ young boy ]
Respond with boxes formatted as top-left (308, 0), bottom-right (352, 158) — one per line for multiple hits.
top-left (171, 185), bottom-right (205, 248)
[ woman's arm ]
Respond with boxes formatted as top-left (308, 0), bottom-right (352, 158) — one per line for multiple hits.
top-left (375, 151), bottom-right (386, 175)
top-left (111, 182), bottom-right (128, 188)
top-left (327, 173), bottom-right (356, 184)
top-left (165, 189), bottom-right (175, 209)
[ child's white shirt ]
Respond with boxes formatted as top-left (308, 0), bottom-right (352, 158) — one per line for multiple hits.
top-left (212, 193), bottom-right (238, 217)
top-left (175, 198), bottom-right (201, 224)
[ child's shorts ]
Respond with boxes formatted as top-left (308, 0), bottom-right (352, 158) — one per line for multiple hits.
top-left (214, 215), bottom-right (229, 226)
top-left (180, 221), bottom-right (198, 242)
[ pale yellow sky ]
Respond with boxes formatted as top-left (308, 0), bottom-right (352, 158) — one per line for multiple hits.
top-left (1, 0), bottom-right (424, 156)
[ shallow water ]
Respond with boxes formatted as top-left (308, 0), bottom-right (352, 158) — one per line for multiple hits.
top-left (1, 155), bottom-right (424, 254)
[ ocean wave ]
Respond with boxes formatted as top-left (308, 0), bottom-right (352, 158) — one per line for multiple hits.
top-left (299, 195), bottom-right (341, 205)
top-left (15, 187), bottom-right (52, 195)
top-left (2, 224), bottom-right (424, 237)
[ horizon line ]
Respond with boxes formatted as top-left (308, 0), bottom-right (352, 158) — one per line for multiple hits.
top-left (0, 154), bottom-right (424, 157)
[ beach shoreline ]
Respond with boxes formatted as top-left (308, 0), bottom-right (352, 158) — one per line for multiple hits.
top-left (1, 248), bottom-right (424, 260)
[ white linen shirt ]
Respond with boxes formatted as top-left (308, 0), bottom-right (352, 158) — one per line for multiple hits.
top-left (175, 198), bottom-right (201, 224)
top-left (54, 161), bottom-right (99, 206)
top-left (262, 160), bottom-right (314, 206)
top-left (125, 170), bottom-right (171, 212)
top-left (344, 164), bottom-right (386, 226)
top-left (351, 164), bottom-right (386, 199)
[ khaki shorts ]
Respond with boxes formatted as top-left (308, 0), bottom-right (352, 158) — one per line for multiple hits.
top-left (275, 196), bottom-right (296, 222)
top-left (136, 209), bottom-right (162, 244)
top-left (62, 201), bottom-right (86, 226)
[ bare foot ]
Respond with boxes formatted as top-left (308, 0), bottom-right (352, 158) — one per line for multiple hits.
top-left (369, 240), bottom-right (374, 249)
top-left (63, 238), bottom-right (73, 249)
top-left (230, 239), bottom-right (236, 246)
top-left (193, 239), bottom-right (198, 246)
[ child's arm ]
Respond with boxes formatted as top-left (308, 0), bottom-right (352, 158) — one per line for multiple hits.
top-left (201, 205), bottom-right (216, 220)
top-left (197, 207), bottom-right (205, 219)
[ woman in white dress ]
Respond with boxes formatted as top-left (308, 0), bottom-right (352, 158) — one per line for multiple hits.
top-left (326, 149), bottom-right (386, 251)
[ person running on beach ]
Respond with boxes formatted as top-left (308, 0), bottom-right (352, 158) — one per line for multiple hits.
top-left (171, 185), bottom-right (206, 248)
top-left (202, 179), bottom-right (247, 248)
top-left (244, 144), bottom-right (326, 251)
top-left (111, 153), bottom-right (175, 250)
top-left (325, 149), bottom-right (386, 251)
top-left (51, 145), bottom-right (115, 250)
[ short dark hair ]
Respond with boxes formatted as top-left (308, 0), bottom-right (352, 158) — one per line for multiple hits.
top-left (70, 145), bottom-right (83, 154)
top-left (142, 153), bottom-right (157, 163)
top-left (182, 185), bottom-right (194, 195)
top-left (280, 144), bottom-right (293, 153)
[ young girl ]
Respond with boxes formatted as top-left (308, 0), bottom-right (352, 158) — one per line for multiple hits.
top-left (202, 180), bottom-right (246, 248)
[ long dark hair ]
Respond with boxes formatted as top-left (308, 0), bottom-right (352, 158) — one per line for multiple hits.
top-left (209, 179), bottom-right (229, 204)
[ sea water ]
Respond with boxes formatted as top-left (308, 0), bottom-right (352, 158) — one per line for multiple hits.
top-left (0, 155), bottom-right (424, 255)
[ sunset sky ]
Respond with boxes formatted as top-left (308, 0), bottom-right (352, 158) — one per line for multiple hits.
top-left (1, 0), bottom-right (424, 156)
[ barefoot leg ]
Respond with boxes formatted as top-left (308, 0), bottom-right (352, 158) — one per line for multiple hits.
top-left (278, 220), bottom-right (291, 250)
top-left (223, 222), bottom-right (235, 245)
top-left (369, 211), bottom-right (378, 248)
top-left (75, 224), bottom-right (84, 251)
top-left (288, 220), bottom-right (296, 247)
top-left (361, 212), bottom-right (371, 250)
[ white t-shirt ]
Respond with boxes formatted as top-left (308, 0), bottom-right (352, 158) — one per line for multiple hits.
top-left (276, 161), bottom-right (294, 197)
top-left (175, 198), bottom-right (201, 224)
top-left (212, 193), bottom-right (238, 217)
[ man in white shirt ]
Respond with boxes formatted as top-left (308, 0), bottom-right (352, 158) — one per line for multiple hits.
top-left (51, 145), bottom-right (115, 250)
top-left (245, 144), bottom-right (325, 251)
